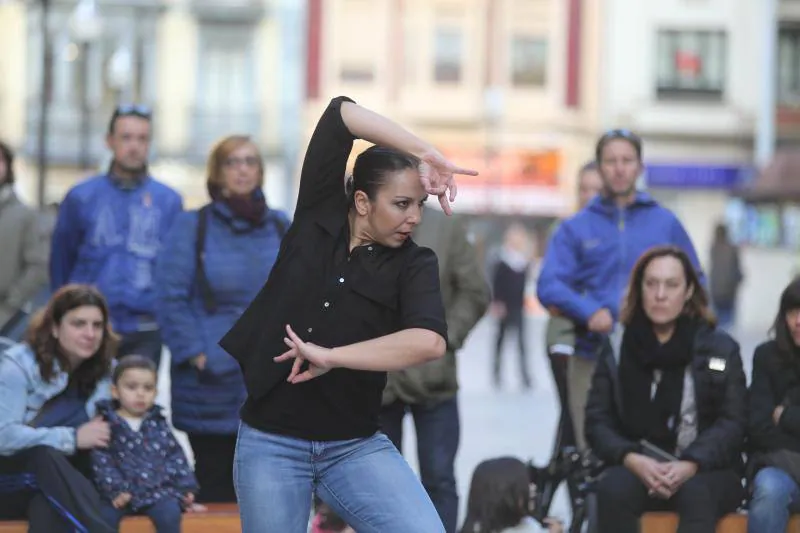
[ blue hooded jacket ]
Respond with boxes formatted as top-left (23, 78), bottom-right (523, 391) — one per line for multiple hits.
top-left (154, 200), bottom-right (288, 434)
top-left (49, 174), bottom-right (183, 334)
top-left (537, 192), bottom-right (704, 358)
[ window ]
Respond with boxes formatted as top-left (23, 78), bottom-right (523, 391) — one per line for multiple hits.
top-left (434, 27), bottom-right (462, 83)
top-left (656, 30), bottom-right (727, 100)
top-left (511, 36), bottom-right (547, 87)
top-left (779, 28), bottom-right (800, 105)
top-left (337, 0), bottom-right (376, 83)
top-left (193, 22), bottom-right (258, 158)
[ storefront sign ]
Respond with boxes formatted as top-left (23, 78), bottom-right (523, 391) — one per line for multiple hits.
top-left (644, 164), bottom-right (747, 189)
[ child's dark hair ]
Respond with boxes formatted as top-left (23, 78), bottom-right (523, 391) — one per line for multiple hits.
top-left (314, 497), bottom-right (349, 531)
top-left (113, 354), bottom-right (158, 385)
top-left (460, 457), bottom-right (531, 533)
top-left (345, 145), bottom-right (420, 207)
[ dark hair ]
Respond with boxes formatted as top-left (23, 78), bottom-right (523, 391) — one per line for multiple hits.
top-left (620, 246), bottom-right (715, 327)
top-left (595, 129), bottom-right (643, 163)
top-left (313, 497), bottom-right (349, 531)
top-left (460, 457), bottom-right (530, 533)
top-left (713, 222), bottom-right (729, 244)
top-left (771, 277), bottom-right (800, 362)
top-left (108, 104), bottom-right (152, 135)
top-left (113, 354), bottom-right (158, 385)
top-left (0, 140), bottom-right (15, 185)
top-left (345, 145), bottom-right (420, 207)
top-left (25, 284), bottom-right (117, 395)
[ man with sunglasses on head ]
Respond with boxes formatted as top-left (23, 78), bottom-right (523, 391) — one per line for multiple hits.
top-left (537, 130), bottom-right (704, 456)
top-left (49, 106), bottom-right (182, 367)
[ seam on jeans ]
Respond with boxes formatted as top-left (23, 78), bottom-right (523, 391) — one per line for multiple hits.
top-left (318, 478), bottom-right (380, 533)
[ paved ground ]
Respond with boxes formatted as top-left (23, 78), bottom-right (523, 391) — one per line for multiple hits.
top-left (155, 315), bottom-right (766, 527)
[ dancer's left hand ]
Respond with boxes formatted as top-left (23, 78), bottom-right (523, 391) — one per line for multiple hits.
top-left (274, 325), bottom-right (335, 384)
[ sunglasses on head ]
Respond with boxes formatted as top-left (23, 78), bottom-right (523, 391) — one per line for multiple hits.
top-left (601, 128), bottom-right (640, 143)
top-left (113, 104), bottom-right (152, 119)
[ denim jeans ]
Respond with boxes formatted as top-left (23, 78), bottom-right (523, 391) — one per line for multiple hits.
top-left (380, 397), bottom-right (459, 533)
top-left (748, 467), bottom-right (800, 533)
top-left (233, 422), bottom-right (445, 533)
top-left (100, 497), bottom-right (182, 533)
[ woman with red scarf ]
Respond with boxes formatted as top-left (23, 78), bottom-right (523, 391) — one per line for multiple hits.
top-left (154, 135), bottom-right (290, 503)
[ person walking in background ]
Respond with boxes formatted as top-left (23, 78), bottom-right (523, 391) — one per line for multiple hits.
top-left (492, 223), bottom-right (533, 389)
top-left (537, 129), bottom-right (704, 452)
top-left (92, 355), bottom-right (198, 533)
top-left (381, 208), bottom-right (490, 532)
top-left (154, 135), bottom-right (289, 503)
top-left (0, 140), bottom-right (49, 340)
top-left (49, 106), bottom-right (182, 368)
top-left (709, 222), bottom-right (743, 331)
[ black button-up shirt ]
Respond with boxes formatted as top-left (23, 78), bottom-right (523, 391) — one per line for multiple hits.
top-left (220, 97), bottom-right (448, 441)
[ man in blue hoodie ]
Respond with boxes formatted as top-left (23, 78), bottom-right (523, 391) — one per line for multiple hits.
top-left (537, 129), bottom-right (703, 452)
top-left (50, 106), bottom-right (183, 366)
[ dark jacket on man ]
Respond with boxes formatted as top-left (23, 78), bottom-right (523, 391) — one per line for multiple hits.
top-left (382, 209), bottom-right (490, 405)
top-left (586, 324), bottom-right (746, 471)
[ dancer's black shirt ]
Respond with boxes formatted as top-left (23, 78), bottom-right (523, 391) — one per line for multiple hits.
top-left (220, 97), bottom-right (448, 441)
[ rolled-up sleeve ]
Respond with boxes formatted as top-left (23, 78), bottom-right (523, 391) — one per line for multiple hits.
top-left (398, 246), bottom-right (448, 341)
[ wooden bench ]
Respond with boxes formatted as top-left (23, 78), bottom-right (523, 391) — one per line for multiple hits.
top-left (642, 512), bottom-right (800, 533)
top-left (0, 503), bottom-right (240, 533)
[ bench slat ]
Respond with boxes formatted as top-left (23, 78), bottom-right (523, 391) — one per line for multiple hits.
top-left (642, 512), bottom-right (800, 533)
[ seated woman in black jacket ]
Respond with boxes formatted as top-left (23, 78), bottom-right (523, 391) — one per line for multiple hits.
top-left (585, 245), bottom-right (746, 533)
top-left (747, 277), bottom-right (800, 533)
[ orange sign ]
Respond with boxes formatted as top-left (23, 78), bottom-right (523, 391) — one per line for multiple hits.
top-left (440, 148), bottom-right (561, 188)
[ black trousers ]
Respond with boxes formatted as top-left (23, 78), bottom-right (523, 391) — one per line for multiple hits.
top-left (494, 311), bottom-right (530, 387)
top-left (0, 446), bottom-right (114, 533)
top-left (188, 433), bottom-right (238, 503)
top-left (595, 465), bottom-right (743, 533)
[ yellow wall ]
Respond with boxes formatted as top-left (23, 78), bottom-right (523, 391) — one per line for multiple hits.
top-left (0, 2), bottom-right (27, 148)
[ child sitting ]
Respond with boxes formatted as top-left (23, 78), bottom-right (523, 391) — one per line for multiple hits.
top-left (460, 457), bottom-right (563, 533)
top-left (91, 355), bottom-right (199, 533)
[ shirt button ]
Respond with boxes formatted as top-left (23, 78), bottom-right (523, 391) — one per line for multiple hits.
top-left (307, 327), bottom-right (313, 333)
top-left (338, 277), bottom-right (344, 283)
top-left (367, 246), bottom-right (373, 251)
top-left (323, 302), bottom-right (330, 308)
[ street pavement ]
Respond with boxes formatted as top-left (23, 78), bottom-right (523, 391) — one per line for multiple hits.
top-left (155, 315), bottom-right (766, 527)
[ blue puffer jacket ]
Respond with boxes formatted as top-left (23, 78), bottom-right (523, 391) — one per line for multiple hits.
top-left (154, 200), bottom-right (288, 434)
top-left (537, 192), bottom-right (704, 359)
top-left (49, 175), bottom-right (183, 334)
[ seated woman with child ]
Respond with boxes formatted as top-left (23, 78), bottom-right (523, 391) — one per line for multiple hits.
top-left (0, 284), bottom-right (116, 532)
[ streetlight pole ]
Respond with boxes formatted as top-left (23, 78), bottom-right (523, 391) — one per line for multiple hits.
top-left (756, 0), bottom-right (778, 168)
top-left (70, 0), bottom-right (103, 170)
top-left (36, 0), bottom-right (52, 208)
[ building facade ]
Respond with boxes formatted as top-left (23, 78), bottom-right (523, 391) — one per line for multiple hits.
top-left (0, 0), bottom-right (305, 210)
top-left (305, 0), bottom-right (798, 331)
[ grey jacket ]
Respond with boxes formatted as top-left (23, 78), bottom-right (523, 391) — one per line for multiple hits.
top-left (382, 209), bottom-right (491, 405)
top-left (0, 187), bottom-right (48, 327)
top-left (0, 343), bottom-right (111, 456)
